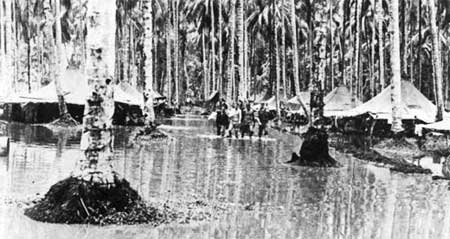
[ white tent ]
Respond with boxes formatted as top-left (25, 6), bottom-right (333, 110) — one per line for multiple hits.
top-left (341, 81), bottom-right (437, 123)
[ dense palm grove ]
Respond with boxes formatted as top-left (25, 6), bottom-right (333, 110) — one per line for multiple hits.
top-left (0, 0), bottom-right (449, 130)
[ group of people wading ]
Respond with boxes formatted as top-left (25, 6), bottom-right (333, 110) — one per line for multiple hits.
top-left (214, 100), bottom-right (271, 139)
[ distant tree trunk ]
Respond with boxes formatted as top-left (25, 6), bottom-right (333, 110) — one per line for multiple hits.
top-left (165, 5), bottom-right (172, 103)
top-left (370, 0), bottom-right (376, 97)
top-left (290, 0), bottom-right (309, 117)
top-left (417, 0), bottom-right (422, 90)
top-left (227, 0), bottom-right (236, 103)
top-left (173, 0), bottom-right (179, 105)
top-left (237, 0), bottom-right (245, 100)
top-left (210, 0), bottom-right (215, 94)
top-left (0, 0), bottom-right (5, 97)
top-left (218, 0), bottom-right (223, 96)
top-left (377, 0), bottom-right (385, 90)
top-left (54, 0), bottom-right (69, 118)
top-left (27, 0), bottom-right (32, 93)
top-left (281, 0), bottom-right (287, 99)
top-left (354, 0), bottom-right (362, 101)
top-left (389, 0), bottom-right (403, 133)
top-left (4, 0), bottom-right (13, 93)
top-left (329, 0), bottom-right (334, 90)
top-left (428, 0), bottom-right (444, 121)
top-left (275, 22), bottom-right (281, 124)
top-left (202, 28), bottom-right (208, 100)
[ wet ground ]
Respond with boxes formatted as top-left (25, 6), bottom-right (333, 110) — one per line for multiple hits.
top-left (1, 118), bottom-right (450, 239)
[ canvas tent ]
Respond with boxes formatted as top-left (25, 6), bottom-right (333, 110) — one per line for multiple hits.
top-left (0, 70), bottom-right (166, 106)
top-left (341, 81), bottom-right (437, 123)
top-left (287, 92), bottom-right (311, 113)
top-left (323, 86), bottom-right (361, 117)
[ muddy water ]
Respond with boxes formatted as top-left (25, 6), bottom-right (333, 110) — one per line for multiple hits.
top-left (0, 119), bottom-right (450, 239)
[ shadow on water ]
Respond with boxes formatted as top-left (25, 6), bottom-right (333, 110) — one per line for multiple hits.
top-left (1, 119), bottom-right (450, 239)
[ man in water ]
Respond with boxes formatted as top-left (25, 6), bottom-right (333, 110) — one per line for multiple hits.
top-left (216, 105), bottom-right (229, 136)
top-left (227, 103), bottom-right (242, 138)
top-left (256, 103), bottom-right (269, 138)
top-left (241, 103), bottom-right (255, 139)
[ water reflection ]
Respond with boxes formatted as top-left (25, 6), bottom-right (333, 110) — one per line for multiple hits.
top-left (0, 120), bottom-right (450, 239)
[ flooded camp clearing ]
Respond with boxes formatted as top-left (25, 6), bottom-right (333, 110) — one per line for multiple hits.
top-left (1, 118), bottom-right (450, 239)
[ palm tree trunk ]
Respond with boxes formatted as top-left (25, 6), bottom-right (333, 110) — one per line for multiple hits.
top-left (173, 0), bottom-right (179, 105)
top-left (281, 0), bottom-right (287, 99)
top-left (428, 0), bottom-right (444, 121)
top-left (377, 0), bottom-right (385, 90)
top-left (370, 0), bottom-right (376, 97)
top-left (418, 0), bottom-right (422, 90)
top-left (389, 0), bottom-right (403, 133)
top-left (210, 0), bottom-right (215, 93)
top-left (166, 13), bottom-right (172, 103)
top-left (81, 0), bottom-right (117, 178)
top-left (143, 0), bottom-right (155, 125)
top-left (275, 21), bottom-right (281, 124)
top-left (290, 0), bottom-right (309, 117)
top-left (4, 0), bottom-right (13, 93)
top-left (354, 0), bottom-right (362, 101)
top-left (329, 0), bottom-right (334, 90)
top-left (202, 28), bottom-right (208, 100)
top-left (218, 0), bottom-right (223, 97)
top-left (227, 0), bottom-right (236, 103)
top-left (54, 0), bottom-right (69, 118)
top-left (237, 0), bottom-right (245, 100)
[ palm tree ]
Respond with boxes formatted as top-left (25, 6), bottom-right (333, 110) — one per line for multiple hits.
top-left (377, 0), bottom-right (385, 90)
top-left (227, 0), bottom-right (236, 103)
top-left (143, 0), bottom-right (155, 126)
top-left (173, 0), bottom-right (180, 105)
top-left (289, 0), bottom-right (309, 117)
top-left (281, 0), bottom-right (287, 99)
top-left (218, 0), bottom-right (223, 96)
top-left (428, 0), bottom-right (444, 121)
top-left (53, 0), bottom-right (71, 122)
top-left (237, 0), bottom-right (245, 100)
top-left (389, 0), bottom-right (403, 133)
top-left (210, 0), bottom-right (215, 93)
top-left (354, 0), bottom-right (362, 101)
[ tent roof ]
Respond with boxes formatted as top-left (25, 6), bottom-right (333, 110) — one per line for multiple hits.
top-left (323, 86), bottom-right (361, 117)
top-left (341, 81), bottom-right (437, 123)
top-left (286, 92), bottom-right (311, 114)
top-left (421, 119), bottom-right (450, 133)
top-left (0, 70), bottom-right (155, 106)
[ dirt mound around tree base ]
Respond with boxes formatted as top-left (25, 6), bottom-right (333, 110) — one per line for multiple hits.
top-left (24, 176), bottom-right (176, 225)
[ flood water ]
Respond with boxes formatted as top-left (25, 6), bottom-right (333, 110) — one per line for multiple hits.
top-left (1, 119), bottom-right (450, 239)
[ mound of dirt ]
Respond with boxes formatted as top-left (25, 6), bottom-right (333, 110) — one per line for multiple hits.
top-left (24, 176), bottom-right (176, 225)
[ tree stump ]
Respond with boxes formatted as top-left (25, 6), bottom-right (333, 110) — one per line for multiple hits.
top-left (287, 127), bottom-right (339, 167)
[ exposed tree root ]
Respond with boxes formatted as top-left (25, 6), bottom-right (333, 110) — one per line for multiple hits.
top-left (49, 113), bottom-right (79, 127)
